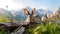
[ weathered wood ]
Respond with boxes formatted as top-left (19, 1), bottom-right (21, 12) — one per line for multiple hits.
top-left (11, 26), bottom-right (25, 34)
top-left (0, 21), bottom-right (29, 26)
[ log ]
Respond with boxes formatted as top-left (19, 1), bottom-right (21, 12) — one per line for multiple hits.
top-left (11, 26), bottom-right (25, 34)
top-left (0, 21), bottom-right (29, 26)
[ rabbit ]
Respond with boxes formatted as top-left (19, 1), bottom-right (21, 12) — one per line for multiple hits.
top-left (24, 8), bottom-right (42, 24)
top-left (24, 8), bottom-right (42, 28)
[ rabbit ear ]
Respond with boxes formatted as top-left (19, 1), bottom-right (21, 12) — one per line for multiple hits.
top-left (32, 8), bottom-right (36, 15)
top-left (24, 9), bottom-right (30, 15)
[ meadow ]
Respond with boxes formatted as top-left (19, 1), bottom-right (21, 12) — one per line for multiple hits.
top-left (0, 17), bottom-right (60, 34)
top-left (0, 11), bottom-right (60, 34)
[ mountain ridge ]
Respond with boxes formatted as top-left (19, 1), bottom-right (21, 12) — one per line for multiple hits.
top-left (0, 7), bottom-right (53, 21)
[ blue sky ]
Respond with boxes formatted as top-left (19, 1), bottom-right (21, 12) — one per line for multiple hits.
top-left (20, 0), bottom-right (60, 10)
top-left (0, 0), bottom-right (60, 10)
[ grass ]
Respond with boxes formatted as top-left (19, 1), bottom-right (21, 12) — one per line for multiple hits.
top-left (0, 15), bottom-right (11, 22)
top-left (0, 30), bottom-right (8, 34)
top-left (26, 22), bottom-right (60, 34)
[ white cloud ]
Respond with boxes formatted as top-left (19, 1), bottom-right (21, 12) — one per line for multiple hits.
top-left (0, 0), bottom-right (51, 10)
top-left (39, 5), bottom-right (50, 10)
top-left (0, 0), bottom-right (24, 10)
top-left (29, 4), bottom-right (50, 10)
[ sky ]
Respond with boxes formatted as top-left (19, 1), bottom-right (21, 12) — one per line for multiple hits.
top-left (0, 0), bottom-right (60, 10)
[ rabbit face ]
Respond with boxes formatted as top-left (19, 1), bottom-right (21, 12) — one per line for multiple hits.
top-left (24, 8), bottom-right (36, 23)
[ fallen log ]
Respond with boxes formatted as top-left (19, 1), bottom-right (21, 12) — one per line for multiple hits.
top-left (0, 21), bottom-right (29, 34)
top-left (0, 21), bottom-right (29, 26)
top-left (11, 26), bottom-right (25, 34)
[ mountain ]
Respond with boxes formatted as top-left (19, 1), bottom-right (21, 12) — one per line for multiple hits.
top-left (0, 7), bottom-right (53, 21)
top-left (13, 7), bottom-right (53, 21)
top-left (0, 8), bottom-right (6, 15)
top-left (0, 8), bottom-right (14, 20)
top-left (36, 8), bottom-right (53, 17)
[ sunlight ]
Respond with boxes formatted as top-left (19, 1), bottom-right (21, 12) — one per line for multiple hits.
top-left (0, 0), bottom-right (24, 10)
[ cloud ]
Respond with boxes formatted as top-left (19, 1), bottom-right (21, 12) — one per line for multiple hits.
top-left (0, 0), bottom-right (51, 10)
top-left (39, 5), bottom-right (50, 10)
top-left (0, 0), bottom-right (7, 8)
top-left (29, 4), bottom-right (50, 10)
top-left (0, 0), bottom-right (24, 10)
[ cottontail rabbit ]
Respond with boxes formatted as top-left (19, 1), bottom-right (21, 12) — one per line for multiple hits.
top-left (24, 8), bottom-right (42, 24)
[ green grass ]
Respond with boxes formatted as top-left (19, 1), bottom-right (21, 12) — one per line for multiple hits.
top-left (0, 15), bottom-right (11, 22)
top-left (26, 22), bottom-right (60, 34)
top-left (0, 30), bottom-right (8, 34)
